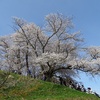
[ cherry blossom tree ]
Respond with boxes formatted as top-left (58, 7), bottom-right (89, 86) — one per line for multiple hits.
top-left (83, 46), bottom-right (100, 75)
top-left (0, 36), bottom-right (13, 71)
top-left (1, 13), bottom-right (100, 83)
top-left (11, 14), bottom-right (83, 80)
top-left (32, 13), bottom-right (84, 81)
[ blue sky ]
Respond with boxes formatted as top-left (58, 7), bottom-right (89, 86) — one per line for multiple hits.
top-left (0, 0), bottom-right (100, 94)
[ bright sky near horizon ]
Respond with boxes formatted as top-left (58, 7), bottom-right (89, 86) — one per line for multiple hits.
top-left (0, 0), bottom-right (100, 94)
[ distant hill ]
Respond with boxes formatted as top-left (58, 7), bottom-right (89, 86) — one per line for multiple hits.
top-left (0, 71), bottom-right (100, 100)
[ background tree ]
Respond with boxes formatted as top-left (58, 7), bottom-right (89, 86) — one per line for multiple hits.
top-left (12, 18), bottom-right (46, 76)
top-left (0, 36), bottom-right (13, 71)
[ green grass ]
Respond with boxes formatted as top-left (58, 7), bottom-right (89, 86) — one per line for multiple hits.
top-left (0, 71), bottom-right (100, 100)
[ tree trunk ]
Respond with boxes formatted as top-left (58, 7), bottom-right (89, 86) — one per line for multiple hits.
top-left (26, 42), bottom-right (29, 76)
top-left (44, 71), bottom-right (53, 82)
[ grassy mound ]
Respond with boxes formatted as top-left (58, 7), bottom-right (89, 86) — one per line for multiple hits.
top-left (0, 71), bottom-right (100, 100)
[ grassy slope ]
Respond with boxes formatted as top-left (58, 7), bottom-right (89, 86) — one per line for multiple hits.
top-left (0, 71), bottom-right (100, 100)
